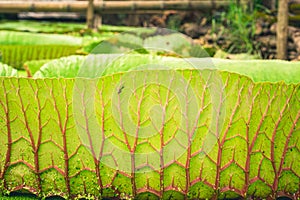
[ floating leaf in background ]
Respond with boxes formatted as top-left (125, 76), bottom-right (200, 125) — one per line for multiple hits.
top-left (90, 33), bottom-right (144, 54)
top-left (32, 54), bottom-right (300, 84)
top-left (0, 31), bottom-right (83, 69)
top-left (81, 32), bottom-right (116, 54)
top-left (0, 62), bottom-right (17, 77)
top-left (0, 20), bottom-right (86, 33)
top-left (0, 31), bottom-right (82, 46)
top-left (144, 33), bottom-right (192, 57)
top-left (0, 45), bottom-right (80, 70)
top-left (206, 59), bottom-right (300, 84)
top-left (91, 29), bottom-right (205, 58)
top-left (0, 21), bottom-right (151, 35)
top-left (33, 55), bottom-right (85, 78)
top-left (99, 25), bottom-right (144, 33)
top-left (23, 59), bottom-right (52, 77)
top-left (32, 54), bottom-right (204, 78)
top-left (0, 26), bottom-right (213, 67)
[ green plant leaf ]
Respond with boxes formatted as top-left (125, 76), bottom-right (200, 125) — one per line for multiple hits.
top-left (23, 59), bottom-right (52, 77)
top-left (0, 62), bottom-right (17, 77)
top-left (0, 31), bottom-right (83, 69)
top-left (33, 56), bottom-right (85, 78)
top-left (33, 54), bottom-right (300, 84)
top-left (144, 33), bottom-right (192, 57)
top-left (33, 54), bottom-right (202, 78)
top-left (0, 20), bottom-right (86, 33)
top-left (201, 58), bottom-right (300, 84)
top-left (87, 30), bottom-right (205, 58)
top-left (0, 31), bottom-right (82, 46)
top-left (99, 25), bottom-right (145, 33)
top-left (0, 45), bottom-right (81, 70)
top-left (0, 21), bottom-right (154, 36)
top-left (0, 65), bottom-right (299, 199)
top-left (81, 32), bottom-right (115, 54)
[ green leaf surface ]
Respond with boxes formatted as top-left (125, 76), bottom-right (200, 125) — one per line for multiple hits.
top-left (98, 25), bottom-right (137, 33)
top-left (32, 56), bottom-right (85, 78)
top-left (81, 32), bottom-right (115, 54)
top-left (33, 54), bottom-right (300, 84)
top-left (0, 45), bottom-right (80, 70)
top-left (0, 67), bottom-right (299, 199)
top-left (89, 30), bottom-right (205, 58)
top-left (0, 20), bottom-right (149, 36)
top-left (0, 63), bottom-right (17, 77)
top-left (197, 58), bottom-right (300, 84)
top-left (0, 20), bottom-right (86, 34)
top-left (16, 70), bottom-right (28, 78)
top-left (23, 60), bottom-right (52, 77)
top-left (33, 54), bottom-right (184, 78)
top-left (0, 31), bottom-right (82, 46)
top-left (0, 31), bottom-right (83, 69)
top-left (144, 33), bottom-right (192, 57)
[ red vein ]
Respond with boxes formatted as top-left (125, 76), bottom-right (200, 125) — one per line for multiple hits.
top-left (182, 71), bottom-right (196, 199)
top-left (153, 72), bottom-right (177, 197)
top-left (275, 108), bottom-right (300, 195)
top-left (17, 79), bottom-right (42, 193)
top-left (214, 76), bottom-right (241, 197)
top-left (243, 84), bottom-right (259, 195)
top-left (78, 81), bottom-right (101, 196)
top-left (247, 85), bottom-right (278, 192)
top-left (95, 79), bottom-right (106, 193)
top-left (271, 86), bottom-right (295, 194)
top-left (29, 81), bottom-right (47, 194)
top-left (0, 80), bottom-right (12, 184)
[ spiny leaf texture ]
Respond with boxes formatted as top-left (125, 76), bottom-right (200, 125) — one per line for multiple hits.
top-left (0, 69), bottom-right (299, 199)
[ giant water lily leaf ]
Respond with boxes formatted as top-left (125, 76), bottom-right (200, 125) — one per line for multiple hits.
top-left (0, 60), bottom-right (299, 199)
top-left (0, 31), bottom-right (82, 46)
top-left (0, 45), bottom-right (80, 69)
top-left (33, 56), bottom-right (85, 78)
top-left (33, 54), bottom-right (191, 78)
top-left (90, 29), bottom-right (205, 58)
top-left (197, 58), bottom-right (300, 84)
top-left (0, 20), bottom-right (86, 33)
top-left (0, 62), bottom-right (17, 77)
top-left (24, 59), bottom-right (52, 77)
top-left (0, 31), bottom-right (83, 69)
top-left (81, 32), bottom-right (116, 54)
top-left (33, 55), bottom-right (122, 78)
top-left (99, 25), bottom-right (149, 33)
top-left (144, 33), bottom-right (192, 57)
top-left (33, 54), bottom-right (300, 84)
top-left (0, 21), bottom-right (142, 34)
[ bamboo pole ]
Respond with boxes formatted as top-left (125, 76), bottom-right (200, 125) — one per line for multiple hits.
top-left (94, 0), bottom-right (103, 28)
top-left (94, 13), bottom-right (102, 28)
top-left (277, 0), bottom-right (289, 60)
top-left (86, 0), bottom-right (94, 29)
top-left (0, 1), bottom-right (250, 13)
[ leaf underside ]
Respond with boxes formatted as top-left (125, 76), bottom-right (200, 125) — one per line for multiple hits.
top-left (0, 69), bottom-right (299, 199)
